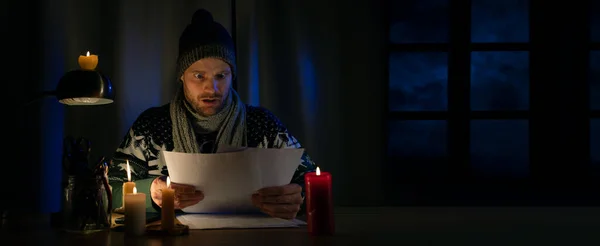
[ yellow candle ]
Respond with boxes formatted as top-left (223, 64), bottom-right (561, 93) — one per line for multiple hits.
top-left (124, 187), bottom-right (146, 236)
top-left (122, 160), bottom-right (136, 209)
top-left (161, 176), bottom-right (175, 230)
top-left (78, 51), bottom-right (98, 70)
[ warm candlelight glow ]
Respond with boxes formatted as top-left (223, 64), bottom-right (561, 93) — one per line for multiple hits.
top-left (124, 186), bottom-right (146, 236)
top-left (126, 160), bottom-right (131, 182)
top-left (78, 51), bottom-right (98, 70)
top-left (305, 165), bottom-right (334, 235)
top-left (161, 176), bottom-right (175, 230)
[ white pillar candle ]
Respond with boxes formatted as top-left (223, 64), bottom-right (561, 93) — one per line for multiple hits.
top-left (122, 160), bottom-right (136, 210)
top-left (124, 187), bottom-right (146, 236)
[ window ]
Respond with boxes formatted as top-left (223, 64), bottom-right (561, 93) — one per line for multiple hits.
top-left (470, 51), bottom-right (529, 111)
top-left (390, 0), bottom-right (449, 44)
top-left (592, 1), bottom-right (600, 42)
top-left (591, 51), bottom-right (600, 110)
top-left (389, 52), bottom-right (448, 111)
top-left (471, 0), bottom-right (529, 43)
top-left (387, 0), bottom-right (599, 205)
top-left (592, 119), bottom-right (600, 176)
top-left (591, 4), bottom-right (600, 177)
top-left (387, 0), bottom-right (529, 180)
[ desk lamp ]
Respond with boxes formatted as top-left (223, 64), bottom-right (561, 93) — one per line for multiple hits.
top-left (55, 51), bottom-right (115, 105)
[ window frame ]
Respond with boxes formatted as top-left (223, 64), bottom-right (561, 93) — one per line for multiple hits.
top-left (385, 0), bottom-right (600, 204)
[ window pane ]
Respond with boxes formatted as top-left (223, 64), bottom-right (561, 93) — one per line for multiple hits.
top-left (471, 0), bottom-right (529, 42)
top-left (471, 51), bottom-right (529, 111)
top-left (470, 120), bottom-right (529, 178)
top-left (592, 119), bottom-right (600, 176)
top-left (390, 0), bottom-right (449, 43)
top-left (389, 52), bottom-right (448, 111)
top-left (591, 51), bottom-right (600, 110)
top-left (388, 120), bottom-right (448, 178)
top-left (592, 1), bottom-right (600, 42)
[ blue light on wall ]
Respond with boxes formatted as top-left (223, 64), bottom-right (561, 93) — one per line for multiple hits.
top-left (298, 49), bottom-right (318, 122)
top-left (40, 40), bottom-right (65, 213)
top-left (119, 28), bottom-right (163, 136)
top-left (247, 30), bottom-right (260, 106)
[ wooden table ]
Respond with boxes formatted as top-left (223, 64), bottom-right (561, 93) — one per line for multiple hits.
top-left (2, 207), bottom-right (600, 245)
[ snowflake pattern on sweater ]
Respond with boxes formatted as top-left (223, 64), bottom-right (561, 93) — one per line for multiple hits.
top-left (107, 103), bottom-right (317, 196)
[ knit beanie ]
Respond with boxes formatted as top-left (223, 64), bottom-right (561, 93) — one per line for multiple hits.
top-left (176, 9), bottom-right (236, 80)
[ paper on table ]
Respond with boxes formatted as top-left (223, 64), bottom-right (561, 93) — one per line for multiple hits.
top-left (163, 147), bottom-right (305, 213)
top-left (176, 214), bottom-right (306, 230)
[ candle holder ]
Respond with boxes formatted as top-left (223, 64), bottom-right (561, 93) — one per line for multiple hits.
top-left (59, 136), bottom-right (113, 234)
top-left (146, 223), bottom-right (190, 236)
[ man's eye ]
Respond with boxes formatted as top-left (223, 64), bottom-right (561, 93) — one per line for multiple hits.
top-left (216, 73), bottom-right (226, 79)
top-left (194, 74), bottom-right (204, 79)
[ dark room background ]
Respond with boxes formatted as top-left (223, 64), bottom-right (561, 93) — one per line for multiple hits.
top-left (3, 0), bottom-right (600, 219)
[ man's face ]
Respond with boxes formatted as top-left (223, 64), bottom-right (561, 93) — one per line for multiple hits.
top-left (180, 58), bottom-right (232, 117)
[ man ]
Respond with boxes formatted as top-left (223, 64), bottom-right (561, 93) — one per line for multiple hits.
top-left (107, 9), bottom-right (316, 220)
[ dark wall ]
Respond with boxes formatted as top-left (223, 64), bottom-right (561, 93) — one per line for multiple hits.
top-left (5, 0), bottom-right (44, 213)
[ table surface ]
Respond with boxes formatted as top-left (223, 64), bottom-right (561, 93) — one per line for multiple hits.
top-left (2, 206), bottom-right (600, 246)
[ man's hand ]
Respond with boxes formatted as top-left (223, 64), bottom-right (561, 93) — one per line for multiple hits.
top-left (251, 183), bottom-right (303, 220)
top-left (150, 176), bottom-right (204, 209)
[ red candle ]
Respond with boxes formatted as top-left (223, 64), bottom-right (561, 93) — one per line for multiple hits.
top-left (304, 167), bottom-right (334, 236)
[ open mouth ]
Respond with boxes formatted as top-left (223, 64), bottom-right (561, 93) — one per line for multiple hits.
top-left (201, 98), bottom-right (219, 105)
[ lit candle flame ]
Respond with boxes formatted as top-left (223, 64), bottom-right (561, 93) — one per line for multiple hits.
top-left (133, 187), bottom-right (137, 194)
top-left (166, 176), bottom-right (171, 189)
top-left (126, 160), bottom-right (131, 182)
top-left (316, 167), bottom-right (321, 176)
top-left (86, 51), bottom-right (90, 56)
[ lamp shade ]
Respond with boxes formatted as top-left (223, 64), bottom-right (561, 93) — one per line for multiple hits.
top-left (55, 69), bottom-right (114, 106)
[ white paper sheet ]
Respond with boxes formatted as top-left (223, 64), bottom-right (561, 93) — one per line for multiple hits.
top-left (163, 147), bottom-right (305, 213)
top-left (176, 214), bottom-right (307, 230)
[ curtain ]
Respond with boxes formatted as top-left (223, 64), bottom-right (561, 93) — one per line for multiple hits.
top-left (235, 0), bottom-right (387, 205)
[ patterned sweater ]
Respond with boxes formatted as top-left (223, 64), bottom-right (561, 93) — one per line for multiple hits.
top-left (108, 103), bottom-right (317, 213)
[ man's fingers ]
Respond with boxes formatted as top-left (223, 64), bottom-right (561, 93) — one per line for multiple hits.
top-left (251, 193), bottom-right (261, 207)
top-left (176, 200), bottom-right (200, 209)
top-left (260, 203), bottom-right (300, 220)
top-left (171, 183), bottom-right (196, 194)
top-left (265, 211), bottom-right (296, 220)
top-left (257, 183), bottom-right (302, 196)
top-left (177, 191), bottom-right (204, 202)
top-left (170, 191), bottom-right (203, 209)
top-left (151, 193), bottom-right (162, 203)
top-left (260, 193), bottom-right (303, 204)
top-left (260, 203), bottom-right (300, 214)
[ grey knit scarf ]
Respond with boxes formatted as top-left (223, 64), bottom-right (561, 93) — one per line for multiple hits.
top-left (170, 86), bottom-right (247, 153)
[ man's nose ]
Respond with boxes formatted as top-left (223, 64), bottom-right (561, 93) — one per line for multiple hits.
top-left (202, 78), bottom-right (218, 92)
